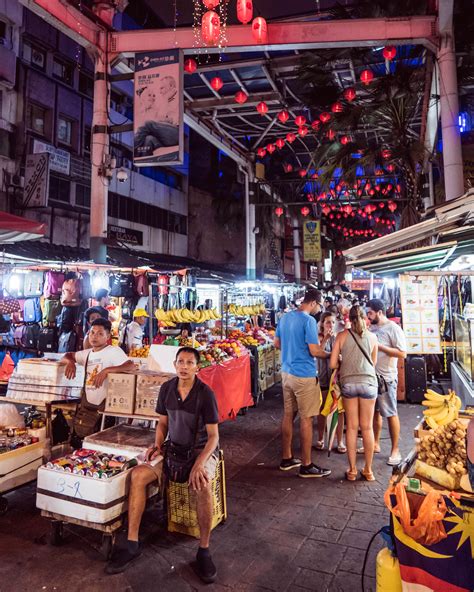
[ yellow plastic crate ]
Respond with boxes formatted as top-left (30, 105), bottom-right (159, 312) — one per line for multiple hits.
top-left (167, 450), bottom-right (227, 538)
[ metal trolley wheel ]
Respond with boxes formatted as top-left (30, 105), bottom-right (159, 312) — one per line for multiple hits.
top-left (50, 520), bottom-right (64, 546)
top-left (100, 533), bottom-right (115, 561)
top-left (0, 495), bottom-right (8, 516)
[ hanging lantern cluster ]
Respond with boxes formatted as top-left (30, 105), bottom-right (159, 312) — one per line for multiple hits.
top-left (201, 10), bottom-right (221, 46)
top-left (236, 0), bottom-right (253, 24)
top-left (278, 110), bottom-right (289, 123)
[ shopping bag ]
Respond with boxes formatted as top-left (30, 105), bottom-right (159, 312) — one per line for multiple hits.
top-left (384, 482), bottom-right (448, 546)
top-left (0, 351), bottom-right (15, 381)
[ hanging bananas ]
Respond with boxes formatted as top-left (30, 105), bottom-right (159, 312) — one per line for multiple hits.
top-left (225, 303), bottom-right (266, 316)
top-left (154, 307), bottom-right (221, 327)
top-left (422, 389), bottom-right (462, 428)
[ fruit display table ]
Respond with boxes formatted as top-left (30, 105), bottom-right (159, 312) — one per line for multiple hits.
top-left (198, 354), bottom-right (253, 422)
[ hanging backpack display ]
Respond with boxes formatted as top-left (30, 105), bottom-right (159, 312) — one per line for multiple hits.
top-left (57, 306), bottom-right (80, 333)
top-left (109, 273), bottom-right (135, 298)
top-left (23, 271), bottom-right (44, 298)
top-left (38, 327), bottom-right (58, 353)
top-left (23, 298), bottom-right (42, 323)
top-left (0, 297), bottom-right (21, 315)
top-left (44, 271), bottom-right (65, 299)
top-left (58, 331), bottom-right (77, 353)
top-left (133, 272), bottom-right (149, 297)
top-left (13, 325), bottom-right (26, 347)
top-left (0, 315), bottom-right (12, 334)
top-left (4, 273), bottom-right (25, 298)
top-left (61, 278), bottom-right (83, 307)
top-left (43, 298), bottom-right (63, 325)
top-left (25, 324), bottom-right (41, 349)
top-left (81, 273), bottom-right (93, 300)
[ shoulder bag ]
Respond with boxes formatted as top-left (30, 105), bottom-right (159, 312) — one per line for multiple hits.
top-left (162, 390), bottom-right (202, 483)
top-left (348, 330), bottom-right (388, 397)
top-left (71, 353), bottom-right (103, 445)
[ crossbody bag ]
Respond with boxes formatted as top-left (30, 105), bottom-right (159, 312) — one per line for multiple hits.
top-left (162, 391), bottom-right (202, 483)
top-left (72, 353), bottom-right (104, 442)
top-left (348, 330), bottom-right (388, 397)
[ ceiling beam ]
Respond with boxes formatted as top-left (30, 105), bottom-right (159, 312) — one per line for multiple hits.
top-left (185, 91), bottom-right (280, 111)
top-left (110, 16), bottom-right (438, 57)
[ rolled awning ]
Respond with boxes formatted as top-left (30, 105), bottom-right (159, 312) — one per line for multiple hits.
top-left (0, 212), bottom-right (46, 244)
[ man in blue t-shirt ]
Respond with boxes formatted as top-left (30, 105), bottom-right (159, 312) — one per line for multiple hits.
top-left (275, 289), bottom-right (332, 478)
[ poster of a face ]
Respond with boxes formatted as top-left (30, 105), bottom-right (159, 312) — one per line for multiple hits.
top-left (133, 49), bottom-right (183, 166)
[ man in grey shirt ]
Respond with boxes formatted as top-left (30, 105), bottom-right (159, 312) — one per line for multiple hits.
top-left (367, 299), bottom-right (407, 466)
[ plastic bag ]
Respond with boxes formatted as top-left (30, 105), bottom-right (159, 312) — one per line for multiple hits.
top-left (0, 403), bottom-right (24, 428)
top-left (0, 351), bottom-right (15, 381)
top-left (384, 482), bottom-right (448, 546)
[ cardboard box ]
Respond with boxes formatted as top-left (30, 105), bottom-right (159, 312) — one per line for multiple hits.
top-left (105, 373), bottom-right (137, 415)
top-left (135, 371), bottom-right (174, 417)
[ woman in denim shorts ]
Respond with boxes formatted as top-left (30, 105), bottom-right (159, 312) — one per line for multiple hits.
top-left (330, 305), bottom-right (378, 481)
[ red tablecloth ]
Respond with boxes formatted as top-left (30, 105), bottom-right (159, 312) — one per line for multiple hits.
top-left (198, 354), bottom-right (253, 422)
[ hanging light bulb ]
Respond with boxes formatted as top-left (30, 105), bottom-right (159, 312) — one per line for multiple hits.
top-left (286, 132), bottom-right (296, 143)
top-left (331, 102), bottom-right (343, 113)
top-left (184, 58), bottom-right (197, 74)
top-left (311, 120), bottom-right (320, 131)
top-left (298, 126), bottom-right (308, 137)
top-left (257, 147), bottom-right (266, 158)
top-left (343, 87), bottom-right (356, 102)
top-left (360, 69), bottom-right (374, 85)
top-left (295, 115), bottom-right (306, 127)
top-left (275, 138), bottom-right (285, 149)
top-left (266, 143), bottom-right (276, 153)
top-left (319, 112), bottom-right (331, 123)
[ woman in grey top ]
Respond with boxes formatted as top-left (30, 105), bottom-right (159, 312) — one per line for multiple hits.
top-left (330, 305), bottom-right (378, 481)
top-left (316, 312), bottom-right (346, 453)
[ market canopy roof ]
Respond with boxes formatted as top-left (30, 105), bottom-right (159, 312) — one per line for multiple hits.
top-left (0, 212), bottom-right (46, 244)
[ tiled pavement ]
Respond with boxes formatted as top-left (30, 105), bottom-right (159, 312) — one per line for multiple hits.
top-left (0, 388), bottom-right (422, 592)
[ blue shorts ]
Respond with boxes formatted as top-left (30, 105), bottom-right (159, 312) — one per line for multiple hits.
top-left (342, 383), bottom-right (378, 400)
top-left (376, 379), bottom-right (398, 417)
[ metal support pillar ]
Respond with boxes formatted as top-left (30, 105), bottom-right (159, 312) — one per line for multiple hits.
top-left (243, 168), bottom-right (257, 279)
top-left (438, 0), bottom-right (464, 201)
top-left (292, 216), bottom-right (301, 284)
top-left (90, 42), bottom-right (109, 263)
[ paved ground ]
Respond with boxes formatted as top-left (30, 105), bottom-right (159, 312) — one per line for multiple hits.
top-left (0, 387), bottom-right (422, 592)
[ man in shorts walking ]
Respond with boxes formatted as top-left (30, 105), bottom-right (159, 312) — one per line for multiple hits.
top-left (367, 299), bottom-right (407, 466)
top-left (106, 347), bottom-right (219, 583)
top-left (275, 289), bottom-right (332, 478)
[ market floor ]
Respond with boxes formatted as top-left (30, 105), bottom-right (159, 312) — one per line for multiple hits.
top-left (0, 388), bottom-right (422, 592)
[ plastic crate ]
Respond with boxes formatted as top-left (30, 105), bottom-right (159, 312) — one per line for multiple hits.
top-left (167, 450), bottom-right (227, 538)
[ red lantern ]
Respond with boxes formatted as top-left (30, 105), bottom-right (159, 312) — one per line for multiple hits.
top-left (340, 135), bottom-right (350, 145)
top-left (275, 138), bottom-right (285, 149)
top-left (311, 172), bottom-right (319, 179)
top-left (298, 169), bottom-right (307, 178)
top-left (266, 143), bottom-right (275, 153)
top-left (210, 76), bottom-right (223, 91)
top-left (184, 58), bottom-right (197, 74)
top-left (320, 112), bottom-right (331, 123)
top-left (203, 0), bottom-right (220, 7)
top-left (202, 11), bottom-right (221, 46)
top-left (381, 148), bottom-right (392, 160)
top-left (257, 147), bottom-right (266, 158)
top-left (257, 101), bottom-right (268, 115)
top-left (275, 206), bottom-right (284, 217)
top-left (283, 163), bottom-right (293, 173)
top-left (327, 129), bottom-right (336, 141)
top-left (286, 132), bottom-right (296, 143)
top-left (388, 201), bottom-right (397, 212)
top-left (252, 17), bottom-right (268, 44)
top-left (343, 87), bottom-right (356, 102)
top-left (295, 115), bottom-right (306, 127)
top-left (331, 102), bottom-right (343, 113)
top-left (360, 69), bottom-right (374, 85)
top-left (322, 205), bottom-right (331, 216)
top-left (298, 126), bottom-right (308, 137)
top-left (236, 0), bottom-right (253, 24)
top-left (386, 164), bottom-right (395, 173)
top-left (311, 120), bottom-right (320, 131)
top-left (301, 206), bottom-right (310, 216)
top-left (277, 110), bottom-right (289, 123)
top-left (379, 202), bottom-right (385, 208)
top-left (234, 90), bottom-right (248, 104)
top-left (383, 45), bottom-right (396, 61)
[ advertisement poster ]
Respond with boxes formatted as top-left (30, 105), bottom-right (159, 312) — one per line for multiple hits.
top-left (303, 220), bottom-right (322, 262)
top-left (133, 49), bottom-right (183, 166)
top-left (399, 274), bottom-right (441, 354)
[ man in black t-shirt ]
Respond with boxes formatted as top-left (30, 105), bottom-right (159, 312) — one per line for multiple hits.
top-left (106, 347), bottom-right (220, 584)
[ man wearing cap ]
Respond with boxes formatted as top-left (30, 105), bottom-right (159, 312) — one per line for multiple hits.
top-left (125, 308), bottom-right (149, 354)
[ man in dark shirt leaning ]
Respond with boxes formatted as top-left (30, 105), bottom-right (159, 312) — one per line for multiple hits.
top-left (106, 347), bottom-right (220, 583)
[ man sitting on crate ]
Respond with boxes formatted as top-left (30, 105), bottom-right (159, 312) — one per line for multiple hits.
top-left (106, 346), bottom-right (220, 583)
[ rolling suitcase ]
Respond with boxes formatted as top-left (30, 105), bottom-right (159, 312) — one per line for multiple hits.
top-left (405, 355), bottom-right (426, 403)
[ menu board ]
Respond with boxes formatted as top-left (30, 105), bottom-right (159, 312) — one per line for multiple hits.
top-left (399, 274), bottom-right (441, 354)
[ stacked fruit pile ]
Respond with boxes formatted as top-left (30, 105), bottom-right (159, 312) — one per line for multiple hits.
top-left (155, 308), bottom-right (220, 327)
top-left (197, 339), bottom-right (247, 369)
top-left (418, 420), bottom-right (467, 477)
top-left (422, 389), bottom-right (462, 428)
top-left (178, 337), bottom-right (201, 348)
top-left (226, 303), bottom-right (265, 316)
top-left (129, 345), bottom-right (150, 358)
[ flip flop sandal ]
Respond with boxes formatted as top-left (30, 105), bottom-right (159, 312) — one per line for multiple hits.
top-left (361, 469), bottom-right (376, 482)
top-left (345, 469), bottom-right (358, 481)
top-left (336, 444), bottom-right (347, 454)
top-left (314, 440), bottom-right (325, 450)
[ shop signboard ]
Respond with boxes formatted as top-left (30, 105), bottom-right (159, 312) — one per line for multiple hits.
top-left (33, 139), bottom-right (70, 175)
top-left (399, 274), bottom-right (442, 354)
top-left (302, 220), bottom-right (321, 262)
top-left (107, 224), bottom-right (143, 246)
top-left (133, 49), bottom-right (184, 167)
top-left (24, 153), bottom-right (50, 208)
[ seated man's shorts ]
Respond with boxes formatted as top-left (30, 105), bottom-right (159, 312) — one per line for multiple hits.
top-left (144, 452), bottom-right (219, 485)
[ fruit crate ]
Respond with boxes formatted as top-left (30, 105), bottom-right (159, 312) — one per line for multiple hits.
top-left (167, 451), bottom-right (227, 538)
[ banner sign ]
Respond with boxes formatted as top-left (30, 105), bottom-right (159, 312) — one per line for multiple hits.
top-left (24, 153), bottom-right (50, 208)
top-left (303, 220), bottom-right (321, 262)
top-left (399, 274), bottom-right (442, 354)
top-left (33, 139), bottom-right (70, 175)
top-left (108, 225), bottom-right (143, 246)
top-left (133, 49), bottom-right (183, 167)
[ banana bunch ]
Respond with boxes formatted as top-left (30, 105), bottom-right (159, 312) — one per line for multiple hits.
top-left (155, 307), bottom-right (221, 327)
top-left (422, 389), bottom-right (462, 429)
top-left (226, 303), bottom-right (266, 316)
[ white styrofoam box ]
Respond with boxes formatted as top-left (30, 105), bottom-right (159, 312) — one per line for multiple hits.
top-left (15, 359), bottom-right (84, 386)
top-left (84, 425), bottom-right (156, 458)
top-left (0, 441), bottom-right (45, 494)
top-left (36, 459), bottom-right (160, 524)
top-left (148, 345), bottom-right (179, 373)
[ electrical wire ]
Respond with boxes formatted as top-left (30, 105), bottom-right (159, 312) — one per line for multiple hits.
top-left (361, 527), bottom-right (384, 592)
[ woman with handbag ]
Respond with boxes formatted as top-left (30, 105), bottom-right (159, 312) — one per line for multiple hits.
top-left (61, 318), bottom-right (135, 447)
top-left (330, 305), bottom-right (378, 481)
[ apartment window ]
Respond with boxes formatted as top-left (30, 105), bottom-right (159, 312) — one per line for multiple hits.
top-left (52, 58), bottom-right (74, 85)
top-left (79, 72), bottom-right (94, 98)
top-left (76, 184), bottom-right (91, 208)
top-left (22, 41), bottom-right (46, 70)
top-left (83, 126), bottom-right (91, 154)
top-left (49, 175), bottom-right (71, 204)
top-left (0, 20), bottom-right (11, 49)
top-left (27, 103), bottom-right (47, 136)
top-left (57, 116), bottom-right (72, 145)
